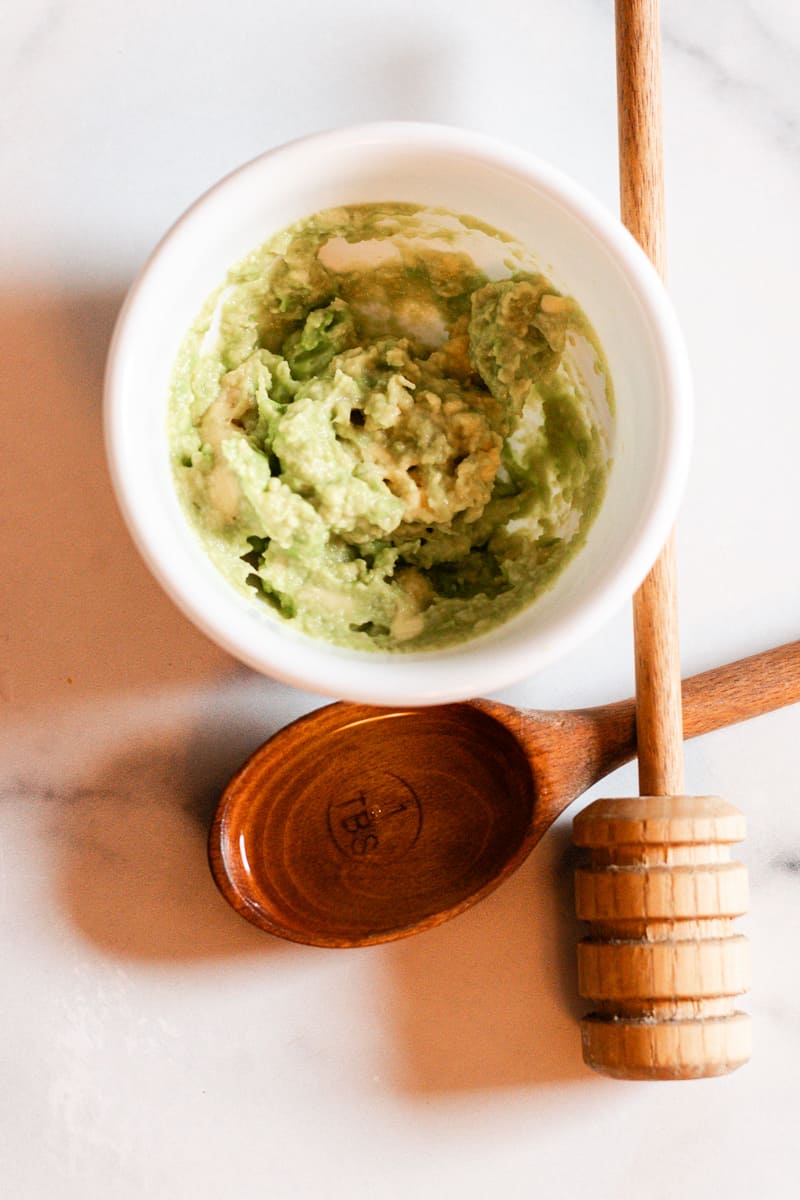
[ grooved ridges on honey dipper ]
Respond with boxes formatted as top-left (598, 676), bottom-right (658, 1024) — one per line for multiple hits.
top-left (580, 1009), bottom-right (751, 1081)
top-left (573, 795), bottom-right (746, 849)
top-left (574, 794), bottom-right (751, 1080)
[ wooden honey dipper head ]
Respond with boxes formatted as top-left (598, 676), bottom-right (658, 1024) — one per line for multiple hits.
top-left (574, 795), bottom-right (751, 1080)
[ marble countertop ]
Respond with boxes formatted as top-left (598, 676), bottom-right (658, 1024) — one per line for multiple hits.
top-left (2, 1), bottom-right (799, 1195)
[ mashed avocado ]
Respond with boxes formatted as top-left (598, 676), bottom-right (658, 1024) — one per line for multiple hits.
top-left (168, 203), bottom-right (613, 651)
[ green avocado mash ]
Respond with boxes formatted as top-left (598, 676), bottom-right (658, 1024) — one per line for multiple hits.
top-left (168, 203), bottom-right (613, 651)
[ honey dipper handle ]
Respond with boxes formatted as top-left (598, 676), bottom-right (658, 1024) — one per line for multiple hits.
top-left (632, 537), bottom-right (685, 795)
top-left (616, 0), bottom-right (665, 274)
top-left (616, 0), bottom-right (685, 796)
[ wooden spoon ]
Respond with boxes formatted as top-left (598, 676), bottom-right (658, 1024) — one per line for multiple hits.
top-left (209, 639), bottom-right (800, 948)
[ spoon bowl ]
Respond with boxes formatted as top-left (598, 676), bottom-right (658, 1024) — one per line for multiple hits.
top-left (209, 641), bottom-right (800, 946)
top-left (211, 704), bottom-right (534, 946)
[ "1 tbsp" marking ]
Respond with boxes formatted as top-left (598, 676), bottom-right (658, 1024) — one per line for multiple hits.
top-left (327, 776), bottom-right (422, 862)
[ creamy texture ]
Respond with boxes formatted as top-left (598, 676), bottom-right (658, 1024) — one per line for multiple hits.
top-left (168, 204), bottom-right (613, 651)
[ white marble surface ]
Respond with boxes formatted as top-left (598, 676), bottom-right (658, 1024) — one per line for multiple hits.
top-left (2, 1), bottom-right (800, 1195)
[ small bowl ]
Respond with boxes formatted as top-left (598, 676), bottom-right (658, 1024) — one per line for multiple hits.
top-left (104, 122), bottom-right (692, 705)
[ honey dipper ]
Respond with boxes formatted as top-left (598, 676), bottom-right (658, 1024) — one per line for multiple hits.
top-left (570, 0), bottom-right (751, 1080)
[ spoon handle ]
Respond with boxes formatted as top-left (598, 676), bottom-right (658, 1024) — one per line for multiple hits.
top-left (548, 638), bottom-right (800, 797)
top-left (682, 639), bottom-right (800, 739)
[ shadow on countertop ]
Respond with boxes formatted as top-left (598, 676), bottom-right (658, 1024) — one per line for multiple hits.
top-left (57, 718), bottom-right (590, 1086)
top-left (53, 718), bottom-right (299, 963)
top-left (0, 286), bottom-right (236, 712)
top-left (382, 820), bottom-right (590, 1090)
top-left (2, 278), bottom-right (591, 1087)
top-left (0, 284), bottom-right (306, 959)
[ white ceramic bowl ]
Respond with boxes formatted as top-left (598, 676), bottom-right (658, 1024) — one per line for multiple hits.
top-left (104, 122), bottom-right (692, 705)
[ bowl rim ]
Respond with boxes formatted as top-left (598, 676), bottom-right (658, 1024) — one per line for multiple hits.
top-left (104, 120), bottom-right (693, 705)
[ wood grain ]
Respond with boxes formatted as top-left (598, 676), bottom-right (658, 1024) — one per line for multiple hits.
top-left (209, 639), bottom-right (800, 947)
top-left (479, 638), bottom-right (800, 825)
top-left (574, 793), bottom-right (751, 1080)
top-left (680, 639), bottom-right (800, 738)
top-left (632, 536), bottom-right (685, 796)
top-left (616, 0), bottom-right (665, 275)
top-left (616, 0), bottom-right (685, 797)
top-left (568, 0), bottom-right (752, 1079)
